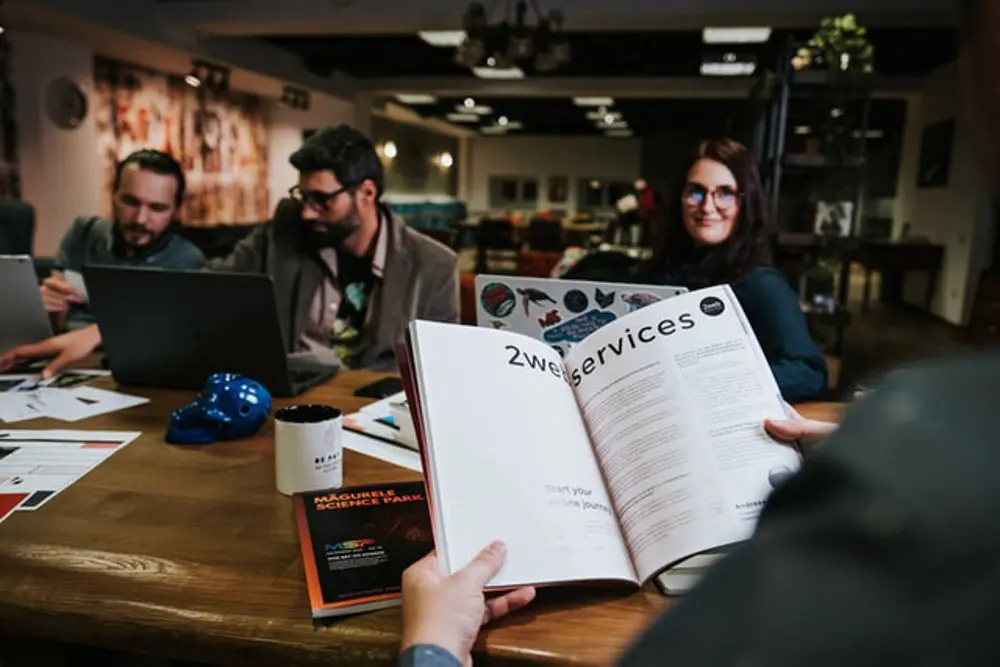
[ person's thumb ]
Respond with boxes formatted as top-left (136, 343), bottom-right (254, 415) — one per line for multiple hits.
top-left (42, 350), bottom-right (74, 380)
top-left (457, 541), bottom-right (507, 588)
top-left (764, 418), bottom-right (805, 443)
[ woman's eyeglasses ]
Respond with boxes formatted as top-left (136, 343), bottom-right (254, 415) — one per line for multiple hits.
top-left (682, 183), bottom-right (740, 211)
top-left (288, 184), bottom-right (352, 211)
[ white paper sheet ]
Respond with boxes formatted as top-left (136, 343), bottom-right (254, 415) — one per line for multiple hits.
top-left (63, 269), bottom-right (89, 302)
top-left (0, 385), bottom-right (148, 423)
top-left (0, 429), bottom-right (140, 515)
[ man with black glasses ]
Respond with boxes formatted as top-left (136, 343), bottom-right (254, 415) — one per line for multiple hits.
top-left (210, 125), bottom-right (459, 370)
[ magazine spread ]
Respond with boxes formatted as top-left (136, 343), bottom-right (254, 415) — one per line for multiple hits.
top-left (402, 285), bottom-right (800, 589)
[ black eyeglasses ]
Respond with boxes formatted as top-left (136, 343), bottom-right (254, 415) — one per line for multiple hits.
top-left (288, 184), bottom-right (353, 211)
top-left (682, 183), bottom-right (741, 211)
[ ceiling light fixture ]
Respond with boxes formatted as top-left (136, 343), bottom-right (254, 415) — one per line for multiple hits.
top-left (464, 97), bottom-right (476, 108)
top-left (700, 61), bottom-right (756, 76)
top-left (454, 1), bottom-right (570, 73)
top-left (472, 66), bottom-right (525, 79)
top-left (446, 112), bottom-right (480, 122)
top-left (281, 85), bottom-right (311, 110)
top-left (418, 30), bottom-right (468, 47)
top-left (702, 27), bottom-right (772, 44)
top-left (381, 141), bottom-right (398, 159)
top-left (481, 126), bottom-right (508, 135)
top-left (574, 96), bottom-right (614, 107)
top-left (185, 59), bottom-right (231, 92)
top-left (454, 103), bottom-right (492, 114)
top-left (395, 93), bottom-right (438, 105)
top-left (794, 125), bottom-right (812, 135)
top-left (435, 151), bottom-right (455, 169)
top-left (497, 115), bottom-right (509, 126)
top-left (586, 109), bottom-right (620, 121)
top-left (603, 120), bottom-right (629, 129)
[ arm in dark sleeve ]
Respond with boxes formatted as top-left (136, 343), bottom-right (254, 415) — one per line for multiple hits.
top-left (58, 218), bottom-right (93, 331)
top-left (619, 355), bottom-right (1000, 667)
top-left (206, 224), bottom-right (268, 274)
top-left (399, 645), bottom-right (462, 667)
top-left (54, 217), bottom-right (89, 272)
top-left (736, 267), bottom-right (826, 402)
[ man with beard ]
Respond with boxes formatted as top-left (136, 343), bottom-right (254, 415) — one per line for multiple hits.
top-left (208, 124), bottom-right (459, 369)
top-left (42, 149), bottom-right (205, 332)
top-left (0, 126), bottom-right (458, 376)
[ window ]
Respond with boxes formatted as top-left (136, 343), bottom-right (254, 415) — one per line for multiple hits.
top-left (499, 179), bottom-right (518, 203)
top-left (489, 176), bottom-right (540, 209)
top-left (576, 179), bottom-right (634, 212)
top-left (521, 180), bottom-right (538, 203)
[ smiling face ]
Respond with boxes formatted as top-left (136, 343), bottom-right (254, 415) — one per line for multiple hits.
top-left (681, 158), bottom-right (741, 247)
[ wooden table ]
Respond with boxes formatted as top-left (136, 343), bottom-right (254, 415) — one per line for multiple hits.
top-left (0, 370), bottom-right (841, 666)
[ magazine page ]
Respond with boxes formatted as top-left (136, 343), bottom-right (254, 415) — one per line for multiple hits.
top-left (408, 321), bottom-right (637, 588)
top-left (565, 285), bottom-right (799, 581)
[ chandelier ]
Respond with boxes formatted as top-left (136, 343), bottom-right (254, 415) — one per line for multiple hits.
top-left (454, 1), bottom-right (571, 73)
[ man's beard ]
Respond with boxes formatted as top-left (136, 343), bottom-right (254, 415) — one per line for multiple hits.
top-left (305, 205), bottom-right (362, 249)
top-left (113, 220), bottom-right (173, 258)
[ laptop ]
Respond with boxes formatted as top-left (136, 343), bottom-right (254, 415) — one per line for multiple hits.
top-left (474, 274), bottom-right (687, 356)
top-left (0, 255), bottom-right (53, 353)
top-left (83, 266), bottom-right (336, 397)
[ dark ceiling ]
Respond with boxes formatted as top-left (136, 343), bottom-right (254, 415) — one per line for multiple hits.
top-left (265, 27), bottom-right (955, 79)
top-left (261, 26), bottom-right (948, 137)
top-left (379, 95), bottom-right (907, 140)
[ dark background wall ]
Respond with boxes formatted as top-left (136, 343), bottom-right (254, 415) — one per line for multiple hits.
top-left (369, 116), bottom-right (458, 197)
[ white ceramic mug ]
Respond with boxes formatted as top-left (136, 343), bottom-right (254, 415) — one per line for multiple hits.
top-left (274, 404), bottom-right (343, 495)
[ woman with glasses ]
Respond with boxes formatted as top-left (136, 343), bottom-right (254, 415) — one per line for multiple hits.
top-left (645, 138), bottom-right (826, 402)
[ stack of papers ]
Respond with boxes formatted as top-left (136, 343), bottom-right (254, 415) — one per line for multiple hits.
top-left (0, 429), bottom-right (141, 524)
top-left (0, 372), bottom-right (149, 423)
top-left (344, 391), bottom-right (417, 451)
top-left (342, 391), bottom-right (422, 472)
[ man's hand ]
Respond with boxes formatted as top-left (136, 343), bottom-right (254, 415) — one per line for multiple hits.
top-left (0, 325), bottom-right (102, 379)
top-left (40, 272), bottom-right (85, 315)
top-left (401, 541), bottom-right (536, 667)
top-left (765, 406), bottom-right (838, 447)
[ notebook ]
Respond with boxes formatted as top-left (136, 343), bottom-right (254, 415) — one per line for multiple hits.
top-left (294, 481), bottom-right (432, 618)
top-left (474, 275), bottom-right (687, 357)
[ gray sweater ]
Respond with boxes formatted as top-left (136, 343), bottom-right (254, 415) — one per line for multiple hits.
top-left (55, 216), bottom-right (205, 330)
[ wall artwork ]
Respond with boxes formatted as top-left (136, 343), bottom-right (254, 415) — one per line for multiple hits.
top-left (92, 57), bottom-right (270, 226)
top-left (915, 119), bottom-right (955, 189)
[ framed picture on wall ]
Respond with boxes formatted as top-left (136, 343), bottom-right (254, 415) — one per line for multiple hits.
top-left (916, 119), bottom-right (955, 189)
top-left (547, 176), bottom-right (568, 203)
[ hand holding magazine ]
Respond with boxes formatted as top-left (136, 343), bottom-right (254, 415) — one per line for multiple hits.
top-left (399, 285), bottom-right (800, 590)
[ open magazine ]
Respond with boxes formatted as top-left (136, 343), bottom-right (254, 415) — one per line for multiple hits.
top-left (398, 285), bottom-right (800, 590)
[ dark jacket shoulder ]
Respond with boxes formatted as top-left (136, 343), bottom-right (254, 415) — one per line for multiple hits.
top-left (398, 221), bottom-right (459, 273)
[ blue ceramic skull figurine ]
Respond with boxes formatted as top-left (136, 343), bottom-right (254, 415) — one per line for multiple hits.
top-left (166, 373), bottom-right (272, 444)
